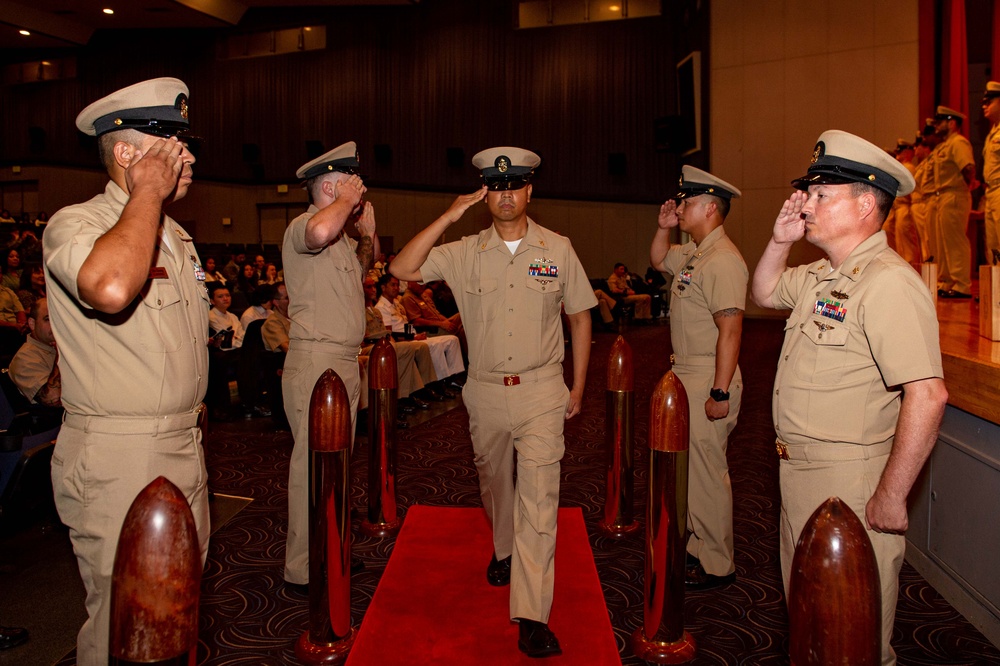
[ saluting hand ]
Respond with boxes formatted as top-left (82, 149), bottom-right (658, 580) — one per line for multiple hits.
top-left (772, 190), bottom-right (807, 244)
top-left (658, 200), bottom-right (679, 229)
top-left (355, 201), bottom-right (376, 238)
top-left (125, 137), bottom-right (185, 201)
top-left (442, 186), bottom-right (487, 224)
top-left (334, 174), bottom-right (366, 212)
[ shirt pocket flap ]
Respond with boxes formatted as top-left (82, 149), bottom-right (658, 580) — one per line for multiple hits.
top-left (525, 276), bottom-right (562, 294)
top-left (801, 318), bottom-right (848, 346)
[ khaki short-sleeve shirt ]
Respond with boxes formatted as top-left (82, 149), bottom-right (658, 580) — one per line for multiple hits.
top-left (419, 218), bottom-right (597, 374)
top-left (771, 231), bottom-right (942, 446)
top-left (9, 335), bottom-right (57, 403)
top-left (984, 123), bottom-right (1000, 186)
top-left (282, 205), bottom-right (364, 349)
top-left (933, 132), bottom-right (975, 191)
top-left (0, 286), bottom-right (23, 324)
top-left (42, 181), bottom-right (210, 417)
top-left (660, 226), bottom-right (748, 360)
top-left (261, 310), bottom-right (291, 352)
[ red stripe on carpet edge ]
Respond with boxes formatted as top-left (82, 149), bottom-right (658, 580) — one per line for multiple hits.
top-left (346, 505), bottom-right (621, 665)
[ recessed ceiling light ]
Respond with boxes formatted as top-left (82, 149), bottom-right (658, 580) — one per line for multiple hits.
top-left (19, 29), bottom-right (30, 36)
top-left (103, 8), bottom-right (114, 15)
top-left (609, 4), bottom-right (621, 10)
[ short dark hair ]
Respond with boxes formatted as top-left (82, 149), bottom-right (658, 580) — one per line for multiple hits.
top-left (208, 282), bottom-right (230, 299)
top-left (250, 283), bottom-right (275, 306)
top-left (849, 182), bottom-right (894, 223)
top-left (613, 262), bottom-right (625, 270)
top-left (711, 195), bottom-right (731, 219)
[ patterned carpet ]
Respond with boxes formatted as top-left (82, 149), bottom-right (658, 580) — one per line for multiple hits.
top-left (54, 319), bottom-right (1000, 664)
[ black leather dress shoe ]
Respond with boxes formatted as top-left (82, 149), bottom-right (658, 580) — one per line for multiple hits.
top-left (942, 290), bottom-right (972, 299)
top-left (396, 418), bottom-right (409, 430)
top-left (685, 563), bottom-right (736, 591)
top-left (937, 288), bottom-right (948, 297)
top-left (398, 401), bottom-right (416, 415)
top-left (516, 618), bottom-right (562, 658)
top-left (411, 396), bottom-right (431, 410)
top-left (0, 626), bottom-right (28, 650)
top-left (486, 553), bottom-right (511, 586)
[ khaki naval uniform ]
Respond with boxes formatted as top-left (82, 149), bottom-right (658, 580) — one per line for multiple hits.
top-left (281, 205), bottom-right (364, 584)
top-left (770, 231), bottom-right (942, 666)
top-left (911, 157), bottom-right (932, 261)
top-left (419, 218), bottom-right (596, 622)
top-left (983, 122), bottom-right (1000, 255)
top-left (43, 180), bottom-right (211, 666)
top-left (9, 334), bottom-right (57, 403)
top-left (929, 132), bottom-right (975, 293)
top-left (891, 160), bottom-right (920, 264)
top-left (658, 225), bottom-right (747, 577)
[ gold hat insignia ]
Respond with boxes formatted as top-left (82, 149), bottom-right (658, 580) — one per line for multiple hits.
top-left (496, 156), bottom-right (509, 173)
top-left (179, 97), bottom-right (189, 119)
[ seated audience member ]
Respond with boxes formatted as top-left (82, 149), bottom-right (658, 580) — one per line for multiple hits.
top-left (223, 250), bottom-right (245, 284)
top-left (207, 283), bottom-right (246, 420)
top-left (9, 297), bottom-right (62, 412)
top-left (607, 262), bottom-right (652, 320)
top-left (240, 283), bottom-right (275, 331)
top-left (1, 249), bottom-right (22, 291)
top-left (203, 256), bottom-right (227, 285)
top-left (253, 254), bottom-right (267, 283)
top-left (376, 274), bottom-right (465, 388)
top-left (0, 282), bottom-right (26, 354)
top-left (0, 210), bottom-right (13, 224)
top-left (232, 262), bottom-right (258, 314)
top-left (263, 263), bottom-right (279, 285)
top-left (262, 282), bottom-right (291, 353)
top-left (33, 212), bottom-right (48, 227)
top-left (362, 277), bottom-right (448, 408)
top-left (260, 281), bottom-right (290, 428)
top-left (426, 280), bottom-right (459, 317)
top-left (16, 264), bottom-right (46, 317)
top-left (593, 288), bottom-right (617, 330)
top-left (401, 281), bottom-right (468, 361)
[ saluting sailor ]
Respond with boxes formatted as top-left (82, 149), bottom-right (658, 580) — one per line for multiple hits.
top-left (390, 147), bottom-right (596, 658)
top-left (751, 130), bottom-right (948, 666)
top-left (649, 165), bottom-right (748, 591)
top-left (43, 77), bottom-right (210, 666)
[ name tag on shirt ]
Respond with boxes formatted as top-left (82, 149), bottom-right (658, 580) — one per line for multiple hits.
top-left (149, 267), bottom-right (168, 279)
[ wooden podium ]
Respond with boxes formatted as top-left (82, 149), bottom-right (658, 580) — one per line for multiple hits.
top-left (921, 263), bottom-right (938, 305)
top-left (980, 265), bottom-right (1000, 341)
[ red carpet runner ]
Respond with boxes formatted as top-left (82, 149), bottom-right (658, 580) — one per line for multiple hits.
top-left (347, 505), bottom-right (621, 665)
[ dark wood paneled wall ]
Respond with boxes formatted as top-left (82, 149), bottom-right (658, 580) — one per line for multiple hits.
top-left (0, 0), bottom-right (709, 203)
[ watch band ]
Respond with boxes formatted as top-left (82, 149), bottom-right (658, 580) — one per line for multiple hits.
top-left (709, 388), bottom-right (730, 402)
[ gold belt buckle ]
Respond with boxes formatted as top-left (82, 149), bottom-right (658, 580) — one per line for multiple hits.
top-left (669, 353), bottom-right (676, 365)
top-left (776, 440), bottom-right (789, 461)
top-left (503, 374), bottom-right (520, 387)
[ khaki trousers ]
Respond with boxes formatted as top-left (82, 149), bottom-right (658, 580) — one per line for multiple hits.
top-left (778, 443), bottom-right (904, 666)
top-left (463, 368), bottom-right (569, 623)
top-left (910, 200), bottom-right (931, 262)
top-left (893, 201), bottom-right (920, 265)
top-left (282, 344), bottom-right (360, 584)
top-left (985, 188), bottom-right (1000, 258)
top-left (621, 294), bottom-right (652, 319)
top-left (51, 414), bottom-right (209, 666)
top-left (674, 363), bottom-right (742, 576)
top-left (930, 189), bottom-right (972, 293)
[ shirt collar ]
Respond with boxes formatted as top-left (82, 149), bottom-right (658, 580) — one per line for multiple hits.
top-left (808, 231), bottom-right (888, 282)
top-left (478, 217), bottom-right (549, 254)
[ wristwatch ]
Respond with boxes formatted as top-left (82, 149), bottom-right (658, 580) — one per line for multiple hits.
top-left (709, 388), bottom-right (730, 402)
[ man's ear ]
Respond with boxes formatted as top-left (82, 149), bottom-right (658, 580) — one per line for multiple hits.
top-left (113, 141), bottom-right (135, 169)
top-left (27, 317), bottom-right (36, 334)
top-left (526, 183), bottom-right (533, 203)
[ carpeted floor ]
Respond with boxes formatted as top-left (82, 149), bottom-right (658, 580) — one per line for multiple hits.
top-left (5, 318), bottom-right (1000, 664)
